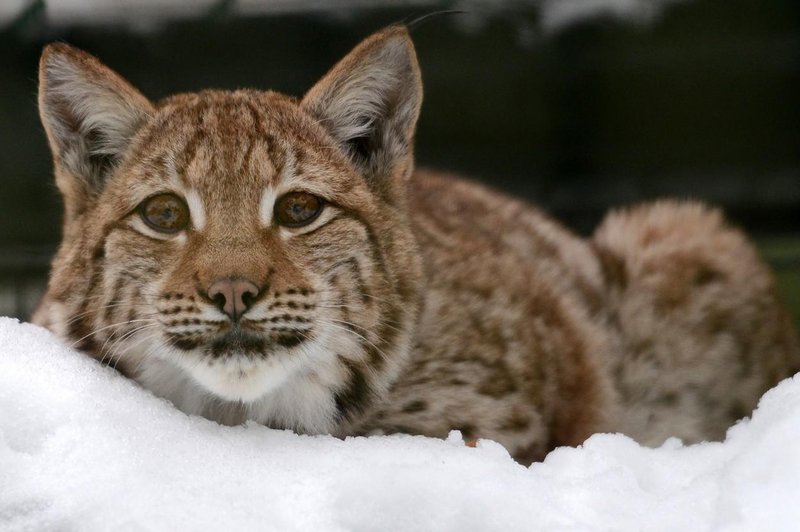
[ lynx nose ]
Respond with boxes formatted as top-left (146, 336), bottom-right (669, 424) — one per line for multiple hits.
top-left (207, 278), bottom-right (260, 321)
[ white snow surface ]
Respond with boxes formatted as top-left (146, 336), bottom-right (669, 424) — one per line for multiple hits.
top-left (2, 317), bottom-right (800, 531)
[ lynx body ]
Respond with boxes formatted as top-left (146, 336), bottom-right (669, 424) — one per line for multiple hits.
top-left (33, 28), bottom-right (800, 463)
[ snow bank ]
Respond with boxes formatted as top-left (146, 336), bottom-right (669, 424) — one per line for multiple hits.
top-left (2, 317), bottom-right (800, 531)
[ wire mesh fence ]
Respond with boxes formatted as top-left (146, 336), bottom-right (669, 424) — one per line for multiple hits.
top-left (0, 249), bottom-right (51, 319)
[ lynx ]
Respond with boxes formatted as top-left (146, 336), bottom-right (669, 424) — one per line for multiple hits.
top-left (33, 27), bottom-right (800, 463)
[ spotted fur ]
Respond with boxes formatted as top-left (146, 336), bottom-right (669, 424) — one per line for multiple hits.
top-left (33, 27), bottom-right (800, 463)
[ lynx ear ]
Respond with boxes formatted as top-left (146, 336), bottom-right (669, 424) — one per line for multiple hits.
top-left (39, 43), bottom-right (153, 212)
top-left (301, 26), bottom-right (422, 186)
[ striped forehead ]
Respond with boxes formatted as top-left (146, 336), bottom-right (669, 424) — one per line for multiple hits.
top-left (137, 93), bottom-right (351, 229)
top-left (161, 98), bottom-right (284, 186)
top-left (178, 138), bottom-right (293, 230)
top-left (153, 98), bottom-right (295, 194)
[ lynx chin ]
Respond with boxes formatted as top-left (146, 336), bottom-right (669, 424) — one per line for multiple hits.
top-left (33, 26), bottom-right (800, 463)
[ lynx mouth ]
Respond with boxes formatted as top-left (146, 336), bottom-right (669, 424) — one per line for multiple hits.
top-left (167, 324), bottom-right (310, 357)
top-left (168, 324), bottom-right (320, 403)
top-left (210, 328), bottom-right (267, 356)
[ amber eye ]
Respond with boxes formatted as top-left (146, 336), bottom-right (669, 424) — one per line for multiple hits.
top-left (138, 193), bottom-right (190, 234)
top-left (274, 192), bottom-right (324, 227)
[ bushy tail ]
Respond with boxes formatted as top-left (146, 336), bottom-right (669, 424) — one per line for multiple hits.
top-left (591, 200), bottom-right (800, 444)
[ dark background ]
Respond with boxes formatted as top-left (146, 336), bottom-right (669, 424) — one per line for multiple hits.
top-left (1, 0), bottom-right (798, 321)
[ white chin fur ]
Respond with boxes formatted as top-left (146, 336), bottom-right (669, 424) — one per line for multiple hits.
top-left (185, 355), bottom-right (295, 403)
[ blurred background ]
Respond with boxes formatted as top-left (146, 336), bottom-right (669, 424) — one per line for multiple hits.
top-left (1, 0), bottom-right (798, 323)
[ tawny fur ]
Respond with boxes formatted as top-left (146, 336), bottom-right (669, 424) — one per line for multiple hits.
top-left (33, 27), bottom-right (800, 464)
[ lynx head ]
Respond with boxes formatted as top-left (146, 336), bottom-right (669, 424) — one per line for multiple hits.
top-left (35, 27), bottom-right (423, 431)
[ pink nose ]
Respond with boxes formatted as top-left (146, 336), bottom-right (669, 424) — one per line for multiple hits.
top-left (207, 278), bottom-right (260, 321)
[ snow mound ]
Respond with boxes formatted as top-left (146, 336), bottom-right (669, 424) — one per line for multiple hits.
top-left (2, 317), bottom-right (800, 531)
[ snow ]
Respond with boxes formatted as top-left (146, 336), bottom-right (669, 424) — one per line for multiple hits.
top-left (537, 0), bottom-right (687, 31)
top-left (1, 0), bottom-right (687, 31)
top-left (2, 316), bottom-right (800, 531)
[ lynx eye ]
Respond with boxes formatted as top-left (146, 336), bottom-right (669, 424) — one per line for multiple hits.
top-left (138, 193), bottom-right (190, 234)
top-left (274, 192), bottom-right (324, 227)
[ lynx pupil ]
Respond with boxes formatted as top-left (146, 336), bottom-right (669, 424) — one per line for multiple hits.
top-left (275, 192), bottom-right (323, 227)
top-left (140, 193), bottom-right (189, 233)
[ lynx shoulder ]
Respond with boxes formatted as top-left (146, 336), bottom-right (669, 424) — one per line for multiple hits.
top-left (33, 27), bottom-right (800, 463)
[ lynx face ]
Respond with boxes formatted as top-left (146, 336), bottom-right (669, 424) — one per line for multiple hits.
top-left (35, 28), bottom-right (423, 431)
